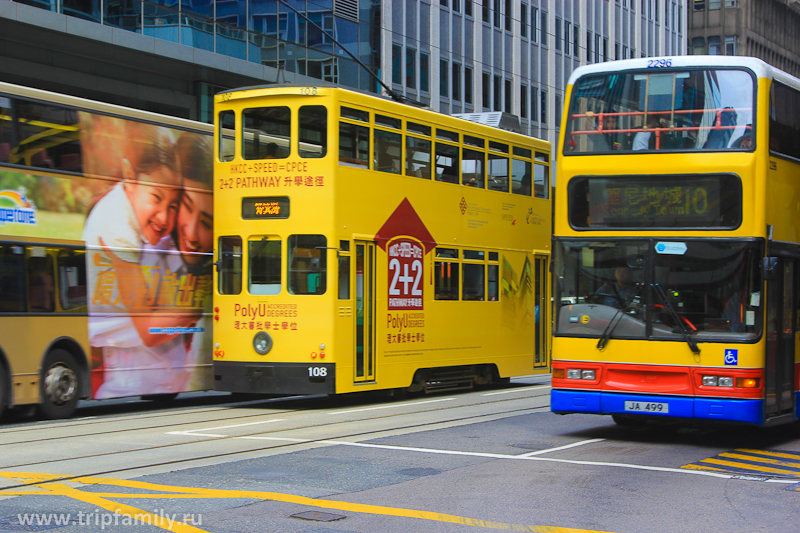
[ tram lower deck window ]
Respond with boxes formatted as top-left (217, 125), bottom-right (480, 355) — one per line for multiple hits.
top-left (288, 235), bottom-right (327, 295)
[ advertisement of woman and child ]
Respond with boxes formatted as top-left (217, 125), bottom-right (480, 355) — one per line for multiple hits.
top-left (0, 112), bottom-right (214, 399)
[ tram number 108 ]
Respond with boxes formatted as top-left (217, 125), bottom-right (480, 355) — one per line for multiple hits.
top-left (308, 367), bottom-right (328, 377)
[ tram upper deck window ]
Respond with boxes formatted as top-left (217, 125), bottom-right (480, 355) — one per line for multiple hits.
top-left (564, 69), bottom-right (755, 154)
top-left (243, 106), bottom-right (290, 160)
top-left (299, 106), bottom-right (327, 158)
top-left (0, 97), bottom-right (11, 163)
top-left (339, 122), bottom-right (369, 168)
top-left (0, 245), bottom-right (25, 312)
top-left (57, 248), bottom-right (87, 311)
top-left (218, 110), bottom-right (235, 161)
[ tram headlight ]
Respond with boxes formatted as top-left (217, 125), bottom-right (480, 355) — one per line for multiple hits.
top-left (567, 369), bottom-right (582, 379)
top-left (253, 331), bottom-right (273, 355)
top-left (702, 376), bottom-right (719, 386)
top-left (581, 370), bottom-right (596, 380)
top-left (566, 369), bottom-right (596, 380)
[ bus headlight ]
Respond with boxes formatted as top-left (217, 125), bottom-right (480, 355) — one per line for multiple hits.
top-left (253, 331), bottom-right (273, 355)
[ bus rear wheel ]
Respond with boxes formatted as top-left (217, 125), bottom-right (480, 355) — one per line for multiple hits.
top-left (38, 349), bottom-right (81, 420)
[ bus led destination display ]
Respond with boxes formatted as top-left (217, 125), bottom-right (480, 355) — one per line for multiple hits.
top-left (242, 197), bottom-right (290, 219)
top-left (568, 175), bottom-right (741, 229)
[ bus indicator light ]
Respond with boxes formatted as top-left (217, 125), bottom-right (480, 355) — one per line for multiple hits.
top-left (311, 352), bottom-right (317, 359)
top-left (736, 378), bottom-right (759, 388)
top-left (319, 352), bottom-right (325, 358)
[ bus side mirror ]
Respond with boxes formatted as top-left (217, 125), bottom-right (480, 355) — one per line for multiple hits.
top-left (763, 257), bottom-right (778, 281)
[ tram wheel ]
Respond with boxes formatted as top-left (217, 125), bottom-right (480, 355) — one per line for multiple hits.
top-left (0, 362), bottom-right (7, 420)
top-left (38, 349), bottom-right (81, 420)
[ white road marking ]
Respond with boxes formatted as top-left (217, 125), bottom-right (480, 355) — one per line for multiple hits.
top-left (481, 385), bottom-right (551, 396)
top-left (329, 398), bottom-right (455, 415)
top-left (518, 438), bottom-right (606, 457)
top-left (166, 419), bottom-right (286, 437)
top-left (176, 434), bottom-right (796, 485)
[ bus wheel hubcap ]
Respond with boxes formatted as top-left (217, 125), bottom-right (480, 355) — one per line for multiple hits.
top-left (44, 365), bottom-right (77, 405)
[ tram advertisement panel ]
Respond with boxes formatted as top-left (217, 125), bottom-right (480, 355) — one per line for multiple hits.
top-left (0, 112), bottom-right (214, 398)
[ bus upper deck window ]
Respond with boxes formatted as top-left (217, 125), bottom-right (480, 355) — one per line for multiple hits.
top-left (299, 106), bottom-right (327, 158)
top-left (249, 238), bottom-right (281, 295)
top-left (218, 110), bottom-right (235, 162)
top-left (488, 153), bottom-right (509, 192)
top-left (288, 235), bottom-right (327, 295)
top-left (218, 236), bottom-right (243, 295)
top-left (243, 106), bottom-right (290, 160)
top-left (374, 129), bottom-right (402, 174)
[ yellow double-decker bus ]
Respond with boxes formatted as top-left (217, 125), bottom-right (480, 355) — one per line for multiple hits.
top-left (552, 56), bottom-right (799, 427)
top-left (212, 86), bottom-right (551, 396)
top-left (0, 82), bottom-right (214, 420)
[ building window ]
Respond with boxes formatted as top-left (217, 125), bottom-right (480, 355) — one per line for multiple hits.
top-left (440, 60), bottom-right (449, 98)
top-left (494, 75), bottom-right (501, 111)
top-left (694, 0), bottom-right (705, 10)
top-left (725, 0), bottom-right (737, 6)
top-left (505, 0), bottom-right (512, 30)
top-left (494, 0), bottom-right (501, 27)
top-left (532, 7), bottom-right (538, 42)
top-left (453, 63), bottom-right (461, 101)
top-left (565, 21), bottom-right (571, 55)
top-left (615, 42), bottom-right (620, 60)
top-left (406, 48), bottom-right (416, 89)
top-left (392, 44), bottom-right (402, 85)
top-left (420, 53), bottom-right (430, 92)
top-left (709, 0), bottom-right (721, 9)
top-left (505, 79), bottom-right (512, 113)
top-left (482, 72), bottom-right (491, 108)
top-left (521, 84), bottom-right (528, 119)
top-left (465, 67), bottom-right (473, 105)
top-left (604, 38), bottom-right (609, 61)
top-left (521, 3), bottom-right (528, 38)
top-left (454, 0), bottom-right (461, 12)
top-left (725, 35), bottom-right (738, 56)
top-left (541, 11), bottom-right (548, 46)
top-left (441, 0), bottom-right (448, 6)
top-left (574, 24), bottom-right (579, 58)
top-left (708, 36), bottom-right (722, 55)
top-left (555, 17), bottom-right (562, 51)
top-left (465, 0), bottom-right (473, 16)
top-left (587, 30), bottom-right (592, 62)
top-left (540, 90), bottom-right (547, 124)
top-left (555, 94), bottom-right (561, 126)
top-left (691, 37), bottom-right (705, 55)
top-left (531, 87), bottom-right (538, 122)
top-left (482, 0), bottom-right (490, 22)
top-left (595, 34), bottom-right (600, 62)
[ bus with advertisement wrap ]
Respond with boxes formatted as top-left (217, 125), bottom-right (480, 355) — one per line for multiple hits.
top-left (552, 56), bottom-right (799, 427)
top-left (212, 86), bottom-right (551, 396)
top-left (0, 82), bottom-right (214, 420)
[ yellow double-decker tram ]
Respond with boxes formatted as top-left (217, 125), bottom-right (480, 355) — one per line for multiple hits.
top-left (552, 56), bottom-right (799, 427)
top-left (212, 86), bottom-right (551, 396)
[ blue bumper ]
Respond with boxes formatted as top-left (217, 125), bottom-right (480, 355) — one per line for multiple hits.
top-left (551, 389), bottom-right (764, 425)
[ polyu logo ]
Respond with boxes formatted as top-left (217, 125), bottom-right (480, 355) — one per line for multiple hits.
top-left (0, 188), bottom-right (37, 226)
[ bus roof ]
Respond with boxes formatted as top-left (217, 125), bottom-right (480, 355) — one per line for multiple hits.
top-left (566, 55), bottom-right (800, 91)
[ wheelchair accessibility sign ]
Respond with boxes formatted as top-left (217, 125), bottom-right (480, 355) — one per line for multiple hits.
top-left (724, 349), bottom-right (738, 366)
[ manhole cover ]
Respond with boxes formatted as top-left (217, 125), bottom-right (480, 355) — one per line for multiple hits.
top-left (290, 511), bottom-right (346, 522)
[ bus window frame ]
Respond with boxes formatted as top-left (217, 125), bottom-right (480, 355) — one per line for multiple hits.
top-left (567, 173), bottom-right (743, 231)
top-left (562, 66), bottom-right (758, 156)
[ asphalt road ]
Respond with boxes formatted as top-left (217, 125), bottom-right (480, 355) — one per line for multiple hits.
top-left (0, 376), bottom-right (798, 533)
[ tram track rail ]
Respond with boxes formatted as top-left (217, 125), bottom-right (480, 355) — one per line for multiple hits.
top-left (0, 386), bottom-right (551, 491)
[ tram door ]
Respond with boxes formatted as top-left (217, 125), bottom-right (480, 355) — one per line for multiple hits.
top-left (534, 255), bottom-right (548, 368)
top-left (354, 242), bottom-right (376, 382)
top-left (764, 257), bottom-right (796, 420)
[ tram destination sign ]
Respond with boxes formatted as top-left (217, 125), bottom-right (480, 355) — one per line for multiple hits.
top-left (569, 175), bottom-right (741, 229)
top-left (242, 196), bottom-right (290, 219)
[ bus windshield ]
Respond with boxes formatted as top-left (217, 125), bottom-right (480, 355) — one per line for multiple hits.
top-left (564, 69), bottom-right (755, 154)
top-left (555, 240), bottom-right (762, 342)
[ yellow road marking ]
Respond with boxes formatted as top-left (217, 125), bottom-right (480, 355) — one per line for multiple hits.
top-left (735, 449), bottom-right (800, 462)
top-left (680, 464), bottom-right (728, 473)
top-left (698, 458), bottom-right (800, 477)
top-left (718, 452), bottom-right (800, 471)
top-left (0, 471), bottom-right (614, 533)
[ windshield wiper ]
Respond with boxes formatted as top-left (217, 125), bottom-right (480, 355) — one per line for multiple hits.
top-left (651, 283), bottom-right (700, 355)
top-left (596, 284), bottom-right (642, 350)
